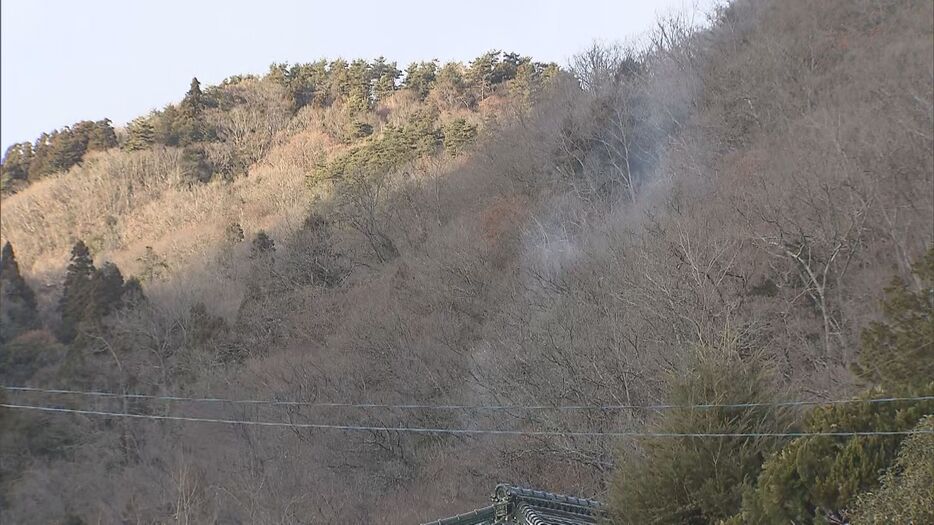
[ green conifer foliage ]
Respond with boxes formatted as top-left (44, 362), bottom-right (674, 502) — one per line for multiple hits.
top-left (736, 247), bottom-right (934, 524)
top-left (849, 416), bottom-right (934, 524)
top-left (0, 242), bottom-right (40, 343)
top-left (609, 343), bottom-right (791, 524)
top-left (403, 61), bottom-right (438, 100)
top-left (124, 116), bottom-right (156, 151)
top-left (442, 118), bottom-right (478, 157)
top-left (58, 241), bottom-right (97, 343)
top-left (177, 77), bottom-right (206, 145)
top-left (1, 142), bottom-right (34, 183)
top-left (853, 248), bottom-right (934, 392)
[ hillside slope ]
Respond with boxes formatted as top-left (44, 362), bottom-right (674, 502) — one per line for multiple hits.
top-left (1, 0), bottom-right (932, 522)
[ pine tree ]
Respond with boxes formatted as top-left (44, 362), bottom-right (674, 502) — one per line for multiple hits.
top-left (403, 61), bottom-right (438, 100)
top-left (609, 342), bottom-right (791, 524)
top-left (0, 242), bottom-right (40, 343)
top-left (371, 57), bottom-right (400, 103)
top-left (124, 116), bottom-right (156, 151)
top-left (87, 119), bottom-right (118, 151)
top-left (1, 142), bottom-right (34, 182)
top-left (442, 118), bottom-right (478, 157)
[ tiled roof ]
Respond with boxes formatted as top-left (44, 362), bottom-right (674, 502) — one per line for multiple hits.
top-left (422, 484), bottom-right (603, 525)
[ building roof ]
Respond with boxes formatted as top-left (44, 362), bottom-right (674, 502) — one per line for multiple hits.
top-left (422, 484), bottom-right (604, 525)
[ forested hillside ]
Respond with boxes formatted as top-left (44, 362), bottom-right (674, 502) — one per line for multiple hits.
top-left (1, 0), bottom-right (932, 523)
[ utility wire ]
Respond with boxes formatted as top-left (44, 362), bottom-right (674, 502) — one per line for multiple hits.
top-left (3, 385), bottom-right (932, 411)
top-left (2, 403), bottom-right (931, 437)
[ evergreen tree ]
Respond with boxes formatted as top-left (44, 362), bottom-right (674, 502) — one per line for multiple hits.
top-left (177, 77), bottom-right (206, 145)
top-left (187, 302), bottom-right (226, 348)
top-left (371, 57), bottom-right (400, 103)
top-left (0, 242), bottom-right (40, 343)
top-left (153, 105), bottom-right (182, 146)
top-left (403, 61), bottom-right (438, 100)
top-left (58, 241), bottom-right (97, 343)
top-left (849, 416), bottom-right (934, 523)
top-left (442, 118), bottom-right (478, 157)
top-left (121, 276), bottom-right (146, 306)
top-left (327, 58), bottom-right (351, 101)
top-left (853, 248), bottom-right (934, 392)
top-left (735, 247), bottom-right (934, 524)
top-left (86, 119), bottom-right (118, 151)
top-left (1, 142), bottom-right (34, 182)
top-left (124, 116), bottom-right (156, 151)
top-left (434, 62), bottom-right (470, 108)
top-left (27, 132), bottom-right (55, 180)
top-left (94, 262), bottom-right (126, 316)
top-left (136, 246), bottom-right (168, 282)
top-left (467, 51), bottom-right (499, 98)
top-left (250, 231), bottom-right (275, 259)
top-left (180, 145), bottom-right (212, 184)
top-left (609, 342), bottom-right (791, 524)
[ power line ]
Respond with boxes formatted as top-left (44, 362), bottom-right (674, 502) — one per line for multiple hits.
top-left (3, 385), bottom-right (932, 411)
top-left (2, 403), bottom-right (932, 438)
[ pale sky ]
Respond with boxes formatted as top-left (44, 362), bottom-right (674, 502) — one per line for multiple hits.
top-left (1, 0), bottom-right (717, 151)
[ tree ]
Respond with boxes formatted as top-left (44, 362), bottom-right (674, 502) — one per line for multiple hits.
top-left (852, 248), bottom-right (934, 392)
top-left (250, 231), bottom-right (276, 259)
top-left (736, 248), bottom-right (934, 524)
top-left (124, 116), bottom-right (156, 151)
top-left (177, 77), bottom-right (206, 145)
top-left (849, 416), bottom-right (934, 524)
top-left (432, 62), bottom-right (471, 109)
top-left (94, 262), bottom-right (126, 316)
top-left (121, 277), bottom-right (146, 307)
top-left (180, 145), bottom-right (212, 184)
top-left (0, 242), bottom-right (40, 343)
top-left (371, 57), bottom-right (400, 103)
top-left (467, 51), bottom-right (499, 98)
top-left (609, 342), bottom-right (791, 524)
top-left (1, 142), bottom-right (34, 182)
top-left (136, 246), bottom-right (168, 282)
top-left (86, 119), bottom-right (118, 151)
top-left (403, 61), bottom-right (438, 100)
top-left (187, 302), bottom-right (226, 349)
top-left (58, 241), bottom-right (97, 343)
top-left (442, 118), bottom-right (478, 157)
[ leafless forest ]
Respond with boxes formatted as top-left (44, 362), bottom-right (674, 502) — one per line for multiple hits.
top-left (1, 0), bottom-right (932, 522)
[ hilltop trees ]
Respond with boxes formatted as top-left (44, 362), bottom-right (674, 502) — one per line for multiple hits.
top-left (124, 116), bottom-right (156, 151)
top-left (176, 77), bottom-right (207, 145)
top-left (0, 119), bottom-right (118, 190)
top-left (0, 142), bottom-right (33, 189)
top-left (2, 52), bottom-right (558, 195)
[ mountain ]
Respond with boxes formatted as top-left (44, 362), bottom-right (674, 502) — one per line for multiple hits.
top-left (1, 0), bottom-right (932, 522)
